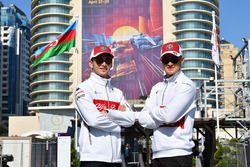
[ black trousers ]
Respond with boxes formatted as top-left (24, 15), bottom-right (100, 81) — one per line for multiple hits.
top-left (80, 161), bottom-right (122, 167)
top-left (152, 154), bottom-right (193, 167)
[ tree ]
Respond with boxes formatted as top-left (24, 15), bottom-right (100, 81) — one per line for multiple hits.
top-left (71, 140), bottom-right (80, 167)
top-left (214, 138), bottom-right (241, 167)
top-left (214, 141), bottom-right (228, 167)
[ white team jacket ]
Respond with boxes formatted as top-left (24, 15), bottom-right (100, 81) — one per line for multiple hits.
top-left (75, 72), bottom-right (135, 163)
top-left (138, 71), bottom-right (197, 159)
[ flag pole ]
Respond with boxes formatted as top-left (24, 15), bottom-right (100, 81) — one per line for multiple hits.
top-left (215, 65), bottom-right (220, 140)
top-left (74, 16), bottom-right (79, 151)
top-left (211, 11), bottom-right (220, 141)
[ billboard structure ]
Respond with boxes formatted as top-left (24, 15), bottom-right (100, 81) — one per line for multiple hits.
top-left (82, 0), bottom-right (163, 99)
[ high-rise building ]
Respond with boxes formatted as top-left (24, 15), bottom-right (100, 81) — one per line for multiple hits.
top-left (220, 39), bottom-right (239, 109)
top-left (28, 0), bottom-right (219, 133)
top-left (28, 0), bottom-right (81, 133)
top-left (30, 0), bottom-right (81, 108)
top-left (164, 0), bottom-right (219, 87)
top-left (0, 3), bottom-right (30, 132)
top-left (220, 39), bottom-right (248, 118)
top-left (30, 0), bottom-right (219, 107)
top-left (0, 2), bottom-right (2, 126)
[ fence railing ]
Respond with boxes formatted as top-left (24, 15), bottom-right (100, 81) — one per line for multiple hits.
top-left (0, 137), bottom-right (57, 167)
top-left (221, 142), bottom-right (249, 167)
top-left (31, 140), bottom-right (57, 167)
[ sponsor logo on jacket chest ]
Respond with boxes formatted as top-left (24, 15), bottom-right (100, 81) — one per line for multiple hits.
top-left (93, 99), bottom-right (120, 111)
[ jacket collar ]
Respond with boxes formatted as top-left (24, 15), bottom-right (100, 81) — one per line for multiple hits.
top-left (164, 70), bottom-right (182, 83)
top-left (90, 72), bottom-right (111, 86)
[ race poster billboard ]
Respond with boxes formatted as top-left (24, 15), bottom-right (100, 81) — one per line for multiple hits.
top-left (82, 0), bottom-right (163, 99)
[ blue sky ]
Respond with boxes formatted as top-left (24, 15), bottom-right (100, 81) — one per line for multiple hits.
top-left (2, 0), bottom-right (250, 49)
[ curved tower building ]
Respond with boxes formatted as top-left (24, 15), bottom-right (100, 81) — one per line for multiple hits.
top-left (30, 0), bottom-right (80, 108)
top-left (164, 0), bottom-right (219, 87)
top-left (27, 0), bottom-right (220, 133)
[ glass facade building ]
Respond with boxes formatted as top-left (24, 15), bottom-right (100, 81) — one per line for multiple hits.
top-left (29, 0), bottom-right (219, 109)
top-left (0, 3), bottom-right (30, 131)
top-left (172, 0), bottom-right (219, 87)
top-left (30, 0), bottom-right (73, 107)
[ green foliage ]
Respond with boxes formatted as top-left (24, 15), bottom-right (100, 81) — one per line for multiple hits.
top-left (214, 138), bottom-right (242, 167)
top-left (214, 142), bottom-right (223, 161)
top-left (229, 138), bottom-right (239, 143)
top-left (223, 146), bottom-right (231, 154)
top-left (192, 156), bottom-right (196, 166)
top-left (215, 159), bottom-right (227, 167)
top-left (214, 141), bottom-right (228, 167)
top-left (71, 139), bottom-right (80, 167)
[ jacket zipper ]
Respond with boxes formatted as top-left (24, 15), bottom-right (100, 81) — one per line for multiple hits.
top-left (106, 81), bottom-right (114, 162)
top-left (87, 126), bottom-right (92, 145)
top-left (161, 81), bottom-right (168, 106)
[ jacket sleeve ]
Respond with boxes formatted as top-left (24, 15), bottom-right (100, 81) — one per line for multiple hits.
top-left (107, 110), bottom-right (136, 127)
top-left (138, 89), bottom-right (160, 129)
top-left (107, 94), bottom-right (135, 127)
top-left (75, 86), bottom-right (121, 133)
top-left (149, 82), bottom-right (196, 124)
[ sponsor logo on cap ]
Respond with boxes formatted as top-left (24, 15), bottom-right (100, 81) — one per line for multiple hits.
top-left (101, 46), bottom-right (108, 51)
top-left (167, 44), bottom-right (173, 51)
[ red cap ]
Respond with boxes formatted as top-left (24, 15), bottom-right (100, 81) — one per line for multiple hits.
top-left (161, 42), bottom-right (182, 58)
top-left (90, 45), bottom-right (114, 60)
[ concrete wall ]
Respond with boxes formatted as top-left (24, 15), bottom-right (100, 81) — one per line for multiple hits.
top-left (8, 116), bottom-right (40, 136)
top-left (0, 137), bottom-right (32, 167)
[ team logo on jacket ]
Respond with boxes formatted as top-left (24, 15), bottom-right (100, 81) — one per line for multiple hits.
top-left (93, 99), bottom-right (120, 111)
top-left (75, 87), bottom-right (85, 99)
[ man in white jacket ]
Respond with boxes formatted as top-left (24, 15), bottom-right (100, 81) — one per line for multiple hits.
top-left (75, 45), bottom-right (135, 167)
top-left (138, 42), bottom-right (197, 167)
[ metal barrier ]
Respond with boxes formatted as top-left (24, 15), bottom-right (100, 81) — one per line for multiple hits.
top-left (0, 137), bottom-right (32, 167)
top-left (123, 152), bottom-right (145, 167)
top-left (221, 142), bottom-right (249, 167)
top-left (0, 137), bottom-right (57, 167)
top-left (31, 139), bottom-right (57, 167)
